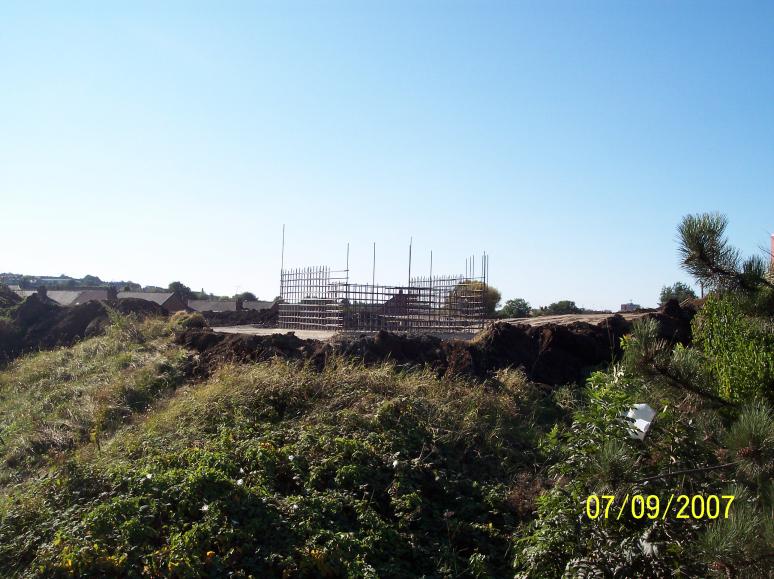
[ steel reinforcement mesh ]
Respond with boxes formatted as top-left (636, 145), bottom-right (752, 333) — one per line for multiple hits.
top-left (279, 267), bottom-right (485, 333)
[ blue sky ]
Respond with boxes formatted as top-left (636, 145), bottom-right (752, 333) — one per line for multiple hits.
top-left (1, 1), bottom-right (772, 310)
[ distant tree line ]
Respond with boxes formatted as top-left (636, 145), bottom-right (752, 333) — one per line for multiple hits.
top-left (492, 282), bottom-right (700, 319)
top-left (492, 298), bottom-right (591, 319)
top-left (166, 282), bottom-right (261, 302)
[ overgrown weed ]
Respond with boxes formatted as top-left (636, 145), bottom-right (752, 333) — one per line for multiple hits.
top-left (0, 314), bottom-right (188, 486)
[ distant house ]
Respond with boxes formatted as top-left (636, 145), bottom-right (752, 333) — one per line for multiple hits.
top-left (620, 302), bottom-right (641, 312)
top-left (188, 300), bottom-right (237, 313)
top-left (13, 287), bottom-right (115, 306)
top-left (242, 300), bottom-right (274, 311)
top-left (188, 299), bottom-right (275, 312)
top-left (69, 289), bottom-right (115, 305)
top-left (382, 290), bottom-right (419, 315)
top-left (13, 290), bottom-right (36, 300)
top-left (117, 292), bottom-right (187, 312)
top-left (46, 291), bottom-right (88, 306)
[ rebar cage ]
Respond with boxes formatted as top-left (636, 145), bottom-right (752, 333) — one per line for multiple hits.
top-left (279, 266), bottom-right (487, 333)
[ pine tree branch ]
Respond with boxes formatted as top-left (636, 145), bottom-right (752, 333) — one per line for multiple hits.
top-left (631, 461), bottom-right (742, 484)
top-left (647, 363), bottom-right (735, 408)
top-left (679, 213), bottom-right (774, 292)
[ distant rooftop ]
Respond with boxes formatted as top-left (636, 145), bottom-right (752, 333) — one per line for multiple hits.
top-left (188, 300), bottom-right (236, 312)
top-left (188, 299), bottom-right (274, 312)
top-left (243, 300), bottom-right (274, 310)
top-left (13, 289), bottom-right (111, 306)
top-left (117, 292), bottom-right (174, 306)
top-left (70, 289), bottom-right (111, 305)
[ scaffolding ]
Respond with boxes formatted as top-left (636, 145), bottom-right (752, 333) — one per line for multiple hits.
top-left (279, 264), bottom-right (488, 334)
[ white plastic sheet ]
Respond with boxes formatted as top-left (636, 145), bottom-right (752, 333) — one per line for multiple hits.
top-left (626, 403), bottom-right (656, 440)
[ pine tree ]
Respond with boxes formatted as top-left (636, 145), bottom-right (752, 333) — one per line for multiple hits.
top-left (678, 212), bottom-right (773, 294)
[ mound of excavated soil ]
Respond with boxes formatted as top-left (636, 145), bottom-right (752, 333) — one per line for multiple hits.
top-left (114, 298), bottom-right (166, 318)
top-left (176, 329), bottom-right (320, 375)
top-left (330, 331), bottom-right (449, 367)
top-left (176, 300), bottom-right (695, 385)
top-left (200, 304), bottom-right (279, 327)
top-left (14, 297), bottom-right (107, 351)
top-left (470, 317), bottom-right (628, 384)
top-left (0, 295), bottom-right (167, 364)
top-left (0, 284), bottom-right (22, 309)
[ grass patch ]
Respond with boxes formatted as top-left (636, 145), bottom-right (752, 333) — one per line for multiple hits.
top-left (0, 315), bottom-right (189, 487)
top-left (0, 359), bottom-right (558, 577)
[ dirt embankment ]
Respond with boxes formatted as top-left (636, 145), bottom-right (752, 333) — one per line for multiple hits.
top-left (0, 293), bottom-right (166, 364)
top-left (0, 285), bottom-right (22, 308)
top-left (200, 304), bottom-right (279, 327)
top-left (177, 300), bottom-right (696, 385)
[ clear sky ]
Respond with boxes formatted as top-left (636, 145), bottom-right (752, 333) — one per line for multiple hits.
top-left (2, 1), bottom-right (772, 310)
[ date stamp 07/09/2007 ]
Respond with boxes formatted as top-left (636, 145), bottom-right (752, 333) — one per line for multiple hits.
top-left (585, 494), bottom-right (735, 521)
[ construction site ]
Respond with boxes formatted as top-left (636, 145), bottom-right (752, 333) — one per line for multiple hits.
top-left (277, 248), bottom-right (490, 335)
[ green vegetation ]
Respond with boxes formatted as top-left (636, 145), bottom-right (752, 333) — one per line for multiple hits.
top-left (499, 298), bottom-right (530, 318)
top-left (233, 292), bottom-right (257, 302)
top-left (0, 333), bottom-right (560, 577)
top-left (481, 284), bottom-right (502, 316)
top-left (448, 281), bottom-right (502, 316)
top-left (167, 282), bottom-right (195, 301)
top-left (692, 294), bottom-right (774, 403)
top-left (517, 319), bottom-right (773, 577)
top-left (678, 212), bottom-right (774, 304)
top-left (1, 211), bottom-right (772, 577)
top-left (514, 213), bottom-right (774, 576)
top-left (660, 281), bottom-right (697, 305)
top-left (535, 300), bottom-right (581, 316)
top-left (168, 281), bottom-right (256, 302)
top-left (0, 314), bottom-right (189, 486)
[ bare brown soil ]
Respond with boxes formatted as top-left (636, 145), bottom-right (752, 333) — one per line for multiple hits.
top-left (177, 300), bottom-right (696, 385)
top-left (0, 294), bottom-right (166, 364)
top-left (0, 285), bottom-right (21, 309)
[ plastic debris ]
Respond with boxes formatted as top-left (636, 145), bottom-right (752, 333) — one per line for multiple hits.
top-left (626, 403), bottom-right (656, 440)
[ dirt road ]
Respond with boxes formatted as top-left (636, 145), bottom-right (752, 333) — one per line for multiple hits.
top-left (211, 326), bottom-right (339, 341)
top-left (499, 311), bottom-right (658, 328)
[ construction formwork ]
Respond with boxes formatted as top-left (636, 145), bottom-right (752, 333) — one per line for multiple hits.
top-left (279, 267), bottom-right (487, 334)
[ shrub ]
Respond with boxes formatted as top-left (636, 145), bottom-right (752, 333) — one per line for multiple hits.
top-left (500, 298), bottom-right (531, 318)
top-left (535, 300), bottom-right (581, 316)
top-left (515, 363), bottom-right (772, 578)
top-left (692, 294), bottom-right (774, 402)
top-left (0, 317), bottom-right (188, 484)
top-left (168, 311), bottom-right (207, 332)
top-left (447, 281), bottom-right (502, 316)
top-left (660, 281), bottom-right (697, 305)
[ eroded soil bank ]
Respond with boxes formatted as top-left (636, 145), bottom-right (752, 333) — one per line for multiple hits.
top-left (177, 300), bottom-right (695, 385)
top-left (0, 291), bottom-right (165, 363)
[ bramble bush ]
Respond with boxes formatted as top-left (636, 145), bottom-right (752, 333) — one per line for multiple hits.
top-left (514, 316), bottom-right (773, 578)
top-left (0, 360), bottom-right (561, 577)
top-left (692, 294), bottom-right (774, 403)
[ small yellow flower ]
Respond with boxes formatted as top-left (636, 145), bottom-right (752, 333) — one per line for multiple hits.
top-left (206, 550), bottom-right (216, 559)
